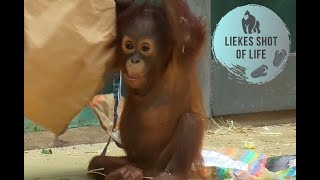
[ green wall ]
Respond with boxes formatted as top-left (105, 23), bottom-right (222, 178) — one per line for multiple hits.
top-left (24, 106), bottom-right (99, 132)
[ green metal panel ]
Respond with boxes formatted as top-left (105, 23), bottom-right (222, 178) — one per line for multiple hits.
top-left (24, 106), bottom-right (99, 132)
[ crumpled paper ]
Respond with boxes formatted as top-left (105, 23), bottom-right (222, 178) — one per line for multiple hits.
top-left (90, 93), bottom-right (125, 135)
top-left (24, 0), bottom-right (117, 135)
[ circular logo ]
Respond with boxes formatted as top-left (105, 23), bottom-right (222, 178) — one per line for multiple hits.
top-left (212, 4), bottom-right (291, 85)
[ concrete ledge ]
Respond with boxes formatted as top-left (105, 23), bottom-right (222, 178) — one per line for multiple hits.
top-left (212, 110), bottom-right (296, 127)
top-left (24, 126), bottom-right (110, 151)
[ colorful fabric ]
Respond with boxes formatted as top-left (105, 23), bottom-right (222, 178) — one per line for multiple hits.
top-left (277, 166), bottom-right (296, 179)
top-left (205, 148), bottom-right (296, 180)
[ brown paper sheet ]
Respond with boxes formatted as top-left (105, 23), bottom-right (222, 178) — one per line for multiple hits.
top-left (24, 0), bottom-right (117, 135)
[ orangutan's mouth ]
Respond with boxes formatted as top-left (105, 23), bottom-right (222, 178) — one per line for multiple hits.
top-left (124, 73), bottom-right (146, 81)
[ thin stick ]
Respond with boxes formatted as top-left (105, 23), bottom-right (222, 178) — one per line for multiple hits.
top-left (143, 177), bottom-right (155, 179)
top-left (88, 171), bottom-right (107, 177)
top-left (88, 168), bottom-right (155, 180)
top-left (210, 118), bottom-right (221, 128)
top-left (87, 168), bottom-right (105, 173)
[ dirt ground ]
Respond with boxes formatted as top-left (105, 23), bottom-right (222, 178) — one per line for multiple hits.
top-left (203, 120), bottom-right (295, 156)
top-left (24, 110), bottom-right (296, 180)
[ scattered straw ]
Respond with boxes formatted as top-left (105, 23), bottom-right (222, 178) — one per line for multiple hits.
top-left (36, 167), bottom-right (155, 179)
top-left (87, 168), bottom-right (155, 179)
top-left (88, 171), bottom-right (107, 177)
top-left (260, 132), bottom-right (282, 135)
top-left (208, 117), bottom-right (255, 135)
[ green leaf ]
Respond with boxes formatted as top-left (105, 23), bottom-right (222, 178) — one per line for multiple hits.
top-left (41, 148), bottom-right (52, 154)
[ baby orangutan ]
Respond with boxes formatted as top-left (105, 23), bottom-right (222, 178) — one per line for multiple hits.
top-left (88, 0), bottom-right (208, 179)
